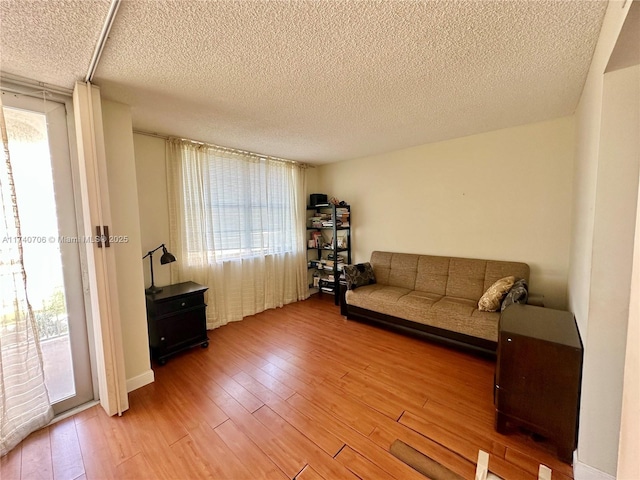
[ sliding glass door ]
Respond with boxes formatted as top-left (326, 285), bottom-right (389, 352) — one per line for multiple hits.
top-left (1, 93), bottom-right (94, 414)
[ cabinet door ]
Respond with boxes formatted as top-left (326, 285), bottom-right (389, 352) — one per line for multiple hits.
top-left (155, 307), bottom-right (207, 355)
top-left (495, 334), bottom-right (536, 421)
top-left (496, 333), bottom-right (580, 442)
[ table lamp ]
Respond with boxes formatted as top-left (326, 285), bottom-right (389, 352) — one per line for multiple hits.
top-left (143, 244), bottom-right (176, 294)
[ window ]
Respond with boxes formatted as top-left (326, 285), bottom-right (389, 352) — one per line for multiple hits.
top-left (169, 140), bottom-right (304, 264)
top-left (166, 139), bottom-right (309, 327)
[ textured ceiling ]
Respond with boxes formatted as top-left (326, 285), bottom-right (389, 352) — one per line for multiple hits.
top-left (1, 1), bottom-right (607, 164)
top-left (0, 0), bottom-right (111, 87)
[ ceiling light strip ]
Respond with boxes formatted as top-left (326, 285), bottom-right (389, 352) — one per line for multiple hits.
top-left (133, 129), bottom-right (311, 167)
top-left (85, 0), bottom-right (122, 83)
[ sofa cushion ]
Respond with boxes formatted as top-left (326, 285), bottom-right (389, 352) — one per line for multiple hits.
top-left (343, 262), bottom-right (376, 290)
top-left (501, 278), bottom-right (529, 311)
top-left (432, 296), bottom-right (477, 316)
top-left (436, 307), bottom-right (498, 342)
top-left (469, 309), bottom-right (501, 341)
top-left (345, 283), bottom-right (385, 300)
top-left (388, 254), bottom-right (419, 290)
top-left (345, 285), bottom-right (410, 316)
top-left (414, 256), bottom-right (450, 295)
top-left (395, 291), bottom-right (442, 318)
top-left (371, 251), bottom-right (393, 285)
top-left (484, 261), bottom-right (530, 293)
top-left (431, 297), bottom-right (498, 341)
top-left (369, 286), bottom-right (411, 304)
top-left (478, 276), bottom-right (516, 312)
top-left (446, 258), bottom-right (487, 301)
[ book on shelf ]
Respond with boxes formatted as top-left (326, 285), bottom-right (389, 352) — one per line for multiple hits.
top-left (322, 259), bottom-right (346, 269)
top-left (309, 214), bottom-right (331, 228)
top-left (310, 231), bottom-right (322, 247)
top-left (322, 221), bottom-right (342, 227)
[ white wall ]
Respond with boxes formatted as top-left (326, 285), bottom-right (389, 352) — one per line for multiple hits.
top-left (306, 166), bottom-right (320, 203)
top-left (568, 0), bottom-right (631, 338)
top-left (567, 2), bottom-right (636, 478)
top-left (317, 116), bottom-right (575, 309)
top-left (133, 134), bottom-right (172, 289)
top-left (577, 63), bottom-right (639, 478)
top-left (101, 101), bottom-right (153, 390)
top-left (619, 108), bottom-right (640, 478)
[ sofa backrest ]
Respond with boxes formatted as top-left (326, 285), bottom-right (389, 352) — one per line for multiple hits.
top-left (370, 251), bottom-right (530, 302)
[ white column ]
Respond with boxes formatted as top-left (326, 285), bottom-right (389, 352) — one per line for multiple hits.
top-left (72, 81), bottom-right (128, 416)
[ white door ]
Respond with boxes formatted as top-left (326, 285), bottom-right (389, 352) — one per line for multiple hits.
top-left (2, 92), bottom-right (94, 414)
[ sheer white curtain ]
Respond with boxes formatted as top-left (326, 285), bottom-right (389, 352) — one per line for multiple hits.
top-left (166, 139), bottom-right (309, 329)
top-left (0, 99), bottom-right (53, 456)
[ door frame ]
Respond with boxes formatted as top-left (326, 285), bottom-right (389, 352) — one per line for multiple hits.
top-left (1, 79), bottom-right (99, 413)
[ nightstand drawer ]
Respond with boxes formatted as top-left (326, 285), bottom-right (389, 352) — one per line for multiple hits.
top-left (152, 292), bottom-right (205, 317)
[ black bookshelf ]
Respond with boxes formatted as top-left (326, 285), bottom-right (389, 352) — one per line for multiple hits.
top-left (306, 204), bottom-right (351, 305)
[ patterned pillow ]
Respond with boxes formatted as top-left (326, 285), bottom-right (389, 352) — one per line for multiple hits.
top-left (478, 276), bottom-right (515, 312)
top-left (343, 262), bottom-right (376, 290)
top-left (500, 278), bottom-right (529, 311)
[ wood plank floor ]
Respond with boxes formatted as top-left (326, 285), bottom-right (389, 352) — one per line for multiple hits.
top-left (1, 295), bottom-right (574, 480)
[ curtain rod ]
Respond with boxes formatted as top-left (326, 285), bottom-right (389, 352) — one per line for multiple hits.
top-left (0, 73), bottom-right (73, 99)
top-left (85, 0), bottom-right (121, 82)
top-left (133, 129), bottom-right (313, 168)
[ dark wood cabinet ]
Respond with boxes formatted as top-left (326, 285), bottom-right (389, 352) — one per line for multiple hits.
top-left (495, 304), bottom-right (583, 464)
top-left (145, 281), bottom-right (209, 365)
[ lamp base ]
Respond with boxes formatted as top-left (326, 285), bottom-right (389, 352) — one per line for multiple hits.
top-left (145, 285), bottom-right (163, 295)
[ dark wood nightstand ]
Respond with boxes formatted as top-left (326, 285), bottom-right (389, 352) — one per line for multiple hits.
top-left (145, 281), bottom-right (209, 365)
top-left (495, 304), bottom-right (583, 464)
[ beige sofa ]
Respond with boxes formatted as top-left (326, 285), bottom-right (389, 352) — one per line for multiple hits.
top-left (343, 251), bottom-right (530, 355)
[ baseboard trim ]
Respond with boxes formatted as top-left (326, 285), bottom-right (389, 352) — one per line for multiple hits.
top-left (574, 452), bottom-right (616, 480)
top-left (126, 369), bottom-right (155, 393)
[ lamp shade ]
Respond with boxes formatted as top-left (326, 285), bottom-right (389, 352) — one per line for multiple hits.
top-left (160, 246), bottom-right (176, 265)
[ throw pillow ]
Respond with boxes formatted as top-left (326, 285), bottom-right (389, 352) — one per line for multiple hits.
top-left (501, 278), bottom-right (529, 312)
top-left (478, 276), bottom-right (516, 312)
top-left (343, 262), bottom-right (376, 290)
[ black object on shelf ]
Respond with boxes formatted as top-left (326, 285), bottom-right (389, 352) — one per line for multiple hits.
top-left (309, 193), bottom-right (328, 206)
top-left (145, 281), bottom-right (209, 365)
